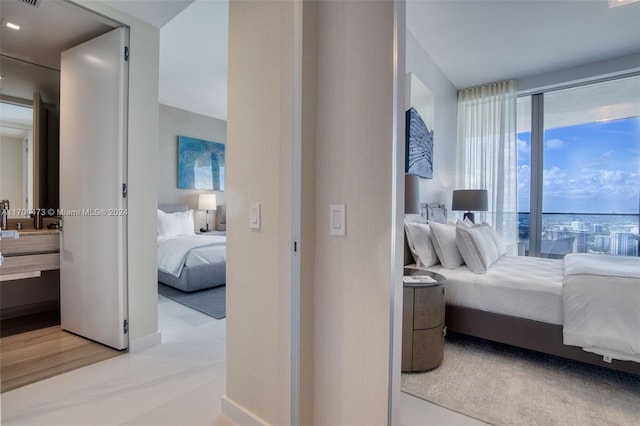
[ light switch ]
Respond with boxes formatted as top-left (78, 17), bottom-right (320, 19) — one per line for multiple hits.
top-left (249, 202), bottom-right (261, 230)
top-left (330, 204), bottom-right (345, 236)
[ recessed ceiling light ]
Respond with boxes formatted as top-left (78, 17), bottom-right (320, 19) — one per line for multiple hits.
top-left (6, 22), bottom-right (21, 31)
top-left (609, 0), bottom-right (640, 8)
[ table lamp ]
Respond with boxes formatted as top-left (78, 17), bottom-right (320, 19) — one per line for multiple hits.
top-left (452, 189), bottom-right (487, 223)
top-left (198, 193), bottom-right (217, 232)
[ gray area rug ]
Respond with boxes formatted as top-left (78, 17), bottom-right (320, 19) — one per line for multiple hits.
top-left (402, 333), bottom-right (640, 426)
top-left (158, 283), bottom-right (226, 319)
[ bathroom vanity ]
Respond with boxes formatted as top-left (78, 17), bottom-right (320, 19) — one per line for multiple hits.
top-left (0, 229), bottom-right (60, 278)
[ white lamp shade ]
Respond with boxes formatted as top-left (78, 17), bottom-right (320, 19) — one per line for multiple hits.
top-left (198, 193), bottom-right (217, 211)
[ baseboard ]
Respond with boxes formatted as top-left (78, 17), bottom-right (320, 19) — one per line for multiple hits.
top-left (221, 395), bottom-right (271, 426)
top-left (128, 331), bottom-right (162, 352)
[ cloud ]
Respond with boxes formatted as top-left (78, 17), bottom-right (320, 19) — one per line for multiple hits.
top-left (517, 165), bottom-right (530, 192)
top-left (517, 139), bottom-right (529, 155)
top-left (545, 138), bottom-right (566, 150)
top-left (540, 165), bottom-right (639, 211)
top-left (543, 166), bottom-right (567, 183)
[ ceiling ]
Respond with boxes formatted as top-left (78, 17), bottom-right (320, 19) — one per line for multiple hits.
top-left (1, 0), bottom-right (638, 125)
top-left (157, 1), bottom-right (228, 120)
top-left (101, 0), bottom-right (194, 28)
top-left (407, 0), bottom-right (640, 89)
top-left (0, 0), bottom-right (116, 71)
top-left (104, 0), bottom-right (228, 119)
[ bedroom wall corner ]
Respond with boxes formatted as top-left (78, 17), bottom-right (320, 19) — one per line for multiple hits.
top-left (405, 30), bottom-right (458, 210)
top-left (76, 0), bottom-right (161, 348)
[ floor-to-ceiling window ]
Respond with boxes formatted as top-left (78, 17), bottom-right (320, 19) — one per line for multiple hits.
top-left (517, 75), bottom-right (640, 258)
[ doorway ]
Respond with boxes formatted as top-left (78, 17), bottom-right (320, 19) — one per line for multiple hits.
top-left (0, 0), bottom-right (127, 392)
top-left (155, 1), bottom-right (229, 336)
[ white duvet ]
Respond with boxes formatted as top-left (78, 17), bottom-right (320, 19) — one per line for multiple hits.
top-left (157, 235), bottom-right (226, 278)
top-left (562, 253), bottom-right (640, 363)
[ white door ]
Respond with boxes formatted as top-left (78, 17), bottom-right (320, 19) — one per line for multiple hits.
top-left (60, 27), bottom-right (128, 350)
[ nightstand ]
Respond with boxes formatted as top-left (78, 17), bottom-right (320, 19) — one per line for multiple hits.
top-left (402, 268), bottom-right (446, 372)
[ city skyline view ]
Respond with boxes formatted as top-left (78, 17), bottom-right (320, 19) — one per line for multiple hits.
top-left (517, 116), bottom-right (640, 214)
top-left (517, 115), bottom-right (639, 257)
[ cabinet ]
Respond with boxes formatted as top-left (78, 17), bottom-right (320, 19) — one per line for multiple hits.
top-left (402, 269), bottom-right (446, 372)
top-left (0, 230), bottom-right (60, 276)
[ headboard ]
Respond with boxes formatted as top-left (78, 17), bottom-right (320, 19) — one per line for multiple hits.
top-left (158, 204), bottom-right (189, 213)
top-left (403, 203), bottom-right (447, 266)
top-left (158, 203), bottom-right (226, 231)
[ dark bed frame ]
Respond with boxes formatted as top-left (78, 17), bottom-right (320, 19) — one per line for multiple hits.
top-left (403, 231), bottom-right (640, 376)
top-left (446, 305), bottom-right (640, 375)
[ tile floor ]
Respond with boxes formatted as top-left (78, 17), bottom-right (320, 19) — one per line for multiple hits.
top-left (0, 295), bottom-right (483, 425)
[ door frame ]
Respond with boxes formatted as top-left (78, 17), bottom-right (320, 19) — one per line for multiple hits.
top-left (388, 0), bottom-right (407, 423)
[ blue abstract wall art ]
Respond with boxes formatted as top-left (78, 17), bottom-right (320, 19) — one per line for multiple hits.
top-left (405, 107), bottom-right (434, 179)
top-left (178, 136), bottom-right (226, 191)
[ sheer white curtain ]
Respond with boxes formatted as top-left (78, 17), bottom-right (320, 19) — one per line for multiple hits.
top-left (456, 80), bottom-right (518, 244)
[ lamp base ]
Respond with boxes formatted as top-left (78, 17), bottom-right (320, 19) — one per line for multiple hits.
top-left (202, 209), bottom-right (211, 232)
top-left (463, 212), bottom-right (475, 224)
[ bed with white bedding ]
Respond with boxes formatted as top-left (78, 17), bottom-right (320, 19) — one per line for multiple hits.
top-left (157, 204), bottom-right (226, 292)
top-left (404, 211), bottom-right (640, 375)
top-left (426, 255), bottom-right (564, 325)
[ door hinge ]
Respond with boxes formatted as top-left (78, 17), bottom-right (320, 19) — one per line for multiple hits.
top-left (122, 183), bottom-right (128, 198)
top-left (123, 319), bottom-right (129, 334)
top-left (124, 46), bottom-right (129, 61)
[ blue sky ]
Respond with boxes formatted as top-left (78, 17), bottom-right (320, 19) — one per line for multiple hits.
top-left (518, 116), bottom-right (640, 214)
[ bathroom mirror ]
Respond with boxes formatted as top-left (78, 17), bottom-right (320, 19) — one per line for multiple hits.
top-left (0, 55), bottom-right (60, 217)
top-left (0, 101), bottom-right (33, 216)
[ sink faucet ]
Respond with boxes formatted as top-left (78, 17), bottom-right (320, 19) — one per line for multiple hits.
top-left (1, 200), bottom-right (9, 231)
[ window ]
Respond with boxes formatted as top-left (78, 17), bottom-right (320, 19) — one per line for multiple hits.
top-left (517, 75), bottom-right (640, 258)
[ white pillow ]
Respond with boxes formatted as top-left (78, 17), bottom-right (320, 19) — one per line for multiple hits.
top-left (483, 221), bottom-right (508, 256)
top-left (157, 209), bottom-right (196, 237)
top-left (429, 221), bottom-right (464, 268)
top-left (455, 223), bottom-right (500, 274)
top-left (456, 218), bottom-right (473, 228)
top-left (405, 222), bottom-right (439, 268)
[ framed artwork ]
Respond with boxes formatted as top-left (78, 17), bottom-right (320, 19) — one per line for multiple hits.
top-left (405, 107), bottom-right (434, 179)
top-left (177, 136), bottom-right (226, 191)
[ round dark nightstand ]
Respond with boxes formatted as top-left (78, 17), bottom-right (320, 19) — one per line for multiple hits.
top-left (402, 268), bottom-right (446, 372)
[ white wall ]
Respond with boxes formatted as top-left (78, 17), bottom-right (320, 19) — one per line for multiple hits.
top-left (75, 1), bottom-right (160, 350)
top-left (313, 1), bottom-right (396, 423)
top-left (158, 104), bottom-right (226, 230)
top-left (224, 1), bottom-right (293, 424)
top-left (406, 30), bottom-right (458, 209)
top-left (225, 1), bottom-right (400, 423)
top-left (0, 136), bottom-right (24, 211)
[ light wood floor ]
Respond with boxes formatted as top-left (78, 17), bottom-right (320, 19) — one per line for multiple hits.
top-left (1, 323), bottom-right (123, 393)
